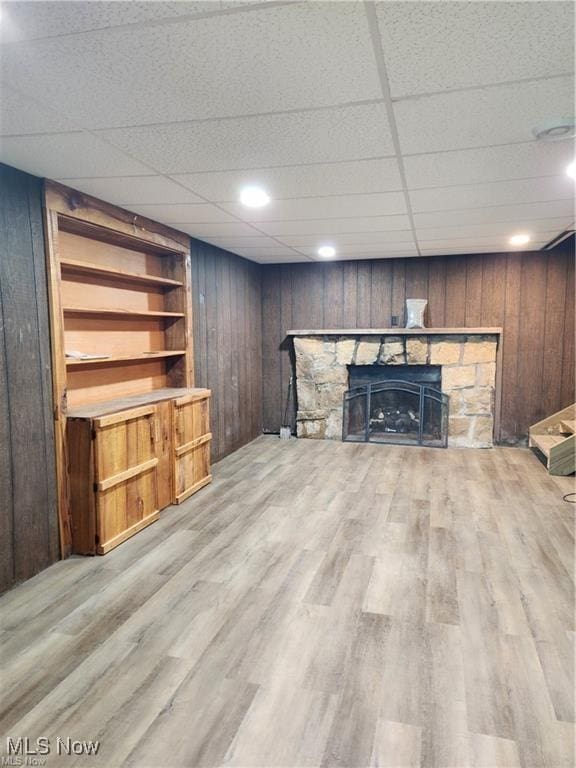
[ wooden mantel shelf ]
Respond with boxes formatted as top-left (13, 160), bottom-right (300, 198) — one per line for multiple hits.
top-left (287, 327), bottom-right (502, 336)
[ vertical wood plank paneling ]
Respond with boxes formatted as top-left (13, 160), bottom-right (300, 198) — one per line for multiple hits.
top-left (261, 265), bottom-right (282, 435)
top-left (560, 253), bottom-right (575, 408)
top-left (215, 254), bottom-right (229, 459)
top-left (0, 164), bottom-right (59, 592)
top-left (0, 285), bottom-right (15, 590)
top-left (292, 263), bottom-right (324, 330)
top-left (427, 257), bottom-right (446, 327)
top-left (342, 262), bottom-right (358, 326)
top-left (323, 263), bottom-right (344, 328)
top-left (191, 241), bottom-right (208, 389)
top-left (370, 260), bottom-right (392, 327)
top-left (391, 259), bottom-right (406, 324)
top-left (444, 255), bottom-right (467, 326)
top-left (193, 243), bottom-right (263, 461)
top-left (500, 253), bottom-right (522, 442)
top-left (279, 264), bottom-right (294, 430)
top-left (356, 262), bottom-right (372, 327)
top-left (28, 175), bottom-right (59, 564)
top-left (203, 246), bottom-right (220, 460)
top-left (517, 253), bottom-right (548, 434)
top-left (480, 254), bottom-right (506, 328)
top-left (405, 257), bottom-right (429, 300)
top-left (542, 253), bottom-right (568, 417)
top-left (465, 255), bottom-right (483, 326)
top-left (230, 257), bottom-right (242, 451)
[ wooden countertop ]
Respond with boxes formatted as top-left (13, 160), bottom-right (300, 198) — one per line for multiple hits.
top-left (67, 387), bottom-right (210, 419)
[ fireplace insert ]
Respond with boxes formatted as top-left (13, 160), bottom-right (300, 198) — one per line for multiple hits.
top-left (342, 365), bottom-right (449, 447)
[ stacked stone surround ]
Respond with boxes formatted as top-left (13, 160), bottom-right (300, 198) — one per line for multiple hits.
top-left (294, 334), bottom-right (498, 448)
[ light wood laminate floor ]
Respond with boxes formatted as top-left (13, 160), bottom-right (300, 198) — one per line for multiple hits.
top-left (1, 437), bottom-right (574, 768)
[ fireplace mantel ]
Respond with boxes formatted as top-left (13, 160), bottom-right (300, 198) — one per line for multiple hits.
top-left (287, 327), bottom-right (502, 336)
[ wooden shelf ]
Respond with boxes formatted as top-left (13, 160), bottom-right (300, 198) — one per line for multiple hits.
top-left (287, 327), bottom-right (502, 336)
top-left (63, 306), bottom-right (185, 319)
top-left (66, 351), bottom-right (186, 367)
top-left (60, 258), bottom-right (183, 288)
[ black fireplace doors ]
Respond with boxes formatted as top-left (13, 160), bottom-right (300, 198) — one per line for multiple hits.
top-left (342, 380), bottom-right (449, 448)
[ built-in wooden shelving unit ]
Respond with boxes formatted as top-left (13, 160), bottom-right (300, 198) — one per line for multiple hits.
top-left (44, 180), bottom-right (203, 557)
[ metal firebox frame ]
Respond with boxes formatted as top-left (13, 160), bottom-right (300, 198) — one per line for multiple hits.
top-left (342, 379), bottom-right (449, 448)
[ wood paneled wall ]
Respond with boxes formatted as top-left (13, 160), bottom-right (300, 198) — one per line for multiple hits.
top-left (0, 164), bottom-right (59, 593)
top-left (191, 238), bottom-right (263, 462)
top-left (261, 249), bottom-right (575, 443)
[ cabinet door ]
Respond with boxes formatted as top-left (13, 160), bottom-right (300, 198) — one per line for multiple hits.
top-left (172, 394), bottom-right (212, 503)
top-left (93, 404), bottom-right (160, 554)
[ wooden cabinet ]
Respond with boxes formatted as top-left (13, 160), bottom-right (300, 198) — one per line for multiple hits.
top-left (44, 183), bottom-right (211, 556)
top-left (173, 392), bottom-right (212, 503)
top-left (67, 388), bottom-right (210, 555)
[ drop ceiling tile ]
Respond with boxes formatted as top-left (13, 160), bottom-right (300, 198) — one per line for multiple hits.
top-left (172, 158), bottom-right (403, 201)
top-left (124, 203), bottom-right (234, 224)
top-left (276, 231), bottom-right (415, 247)
top-left (404, 141), bottom-right (575, 190)
top-left (310, 250), bottom-right (419, 261)
top-left (252, 254), bottom-right (312, 263)
top-left (415, 217), bottom-right (572, 242)
top-left (196, 236), bottom-right (283, 250)
top-left (416, 232), bottom-right (562, 252)
top-left (221, 192), bottom-right (407, 222)
top-left (55, 176), bottom-right (204, 205)
top-left (394, 77), bottom-right (574, 155)
top-left (376, 1), bottom-right (574, 98)
top-left (413, 200), bottom-right (574, 229)
top-left (2, 4), bottom-right (379, 128)
top-left (410, 176), bottom-right (575, 213)
top-left (227, 245), bottom-right (299, 258)
top-left (420, 243), bottom-right (548, 256)
top-left (257, 215), bottom-right (411, 236)
top-left (173, 221), bottom-right (262, 238)
top-left (0, 132), bottom-right (151, 178)
top-left (98, 103), bottom-right (394, 174)
top-left (296, 242), bottom-right (417, 257)
top-left (0, 84), bottom-right (77, 135)
top-left (0, 1), bottom-right (225, 42)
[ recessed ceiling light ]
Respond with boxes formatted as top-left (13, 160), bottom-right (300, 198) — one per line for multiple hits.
top-left (509, 234), bottom-right (531, 246)
top-left (317, 245), bottom-right (336, 258)
top-left (567, 161), bottom-right (576, 179)
top-left (239, 186), bottom-right (270, 208)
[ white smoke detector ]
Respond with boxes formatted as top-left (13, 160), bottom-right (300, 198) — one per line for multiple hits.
top-left (533, 119), bottom-right (576, 142)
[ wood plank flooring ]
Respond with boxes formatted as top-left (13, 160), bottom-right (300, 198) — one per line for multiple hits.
top-left (0, 436), bottom-right (574, 767)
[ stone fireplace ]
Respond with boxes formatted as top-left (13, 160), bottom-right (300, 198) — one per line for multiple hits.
top-left (290, 329), bottom-right (501, 448)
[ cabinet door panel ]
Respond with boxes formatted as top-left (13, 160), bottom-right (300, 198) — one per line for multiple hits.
top-left (93, 404), bottom-right (159, 553)
top-left (172, 395), bottom-right (211, 504)
top-left (97, 468), bottom-right (157, 553)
